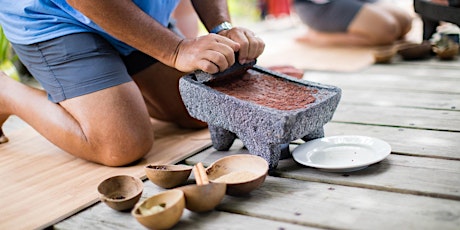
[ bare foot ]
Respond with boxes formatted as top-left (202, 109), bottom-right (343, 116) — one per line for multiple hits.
top-left (0, 128), bottom-right (8, 144)
top-left (295, 32), bottom-right (316, 44)
top-left (0, 113), bottom-right (9, 144)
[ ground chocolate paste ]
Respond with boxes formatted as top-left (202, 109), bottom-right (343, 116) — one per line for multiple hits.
top-left (207, 71), bottom-right (317, 110)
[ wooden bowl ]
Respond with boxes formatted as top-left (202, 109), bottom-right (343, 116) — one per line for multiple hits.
top-left (97, 175), bottom-right (143, 211)
top-left (398, 41), bottom-right (432, 60)
top-left (175, 182), bottom-right (226, 212)
top-left (206, 154), bottom-right (269, 196)
top-left (132, 190), bottom-right (185, 230)
top-left (433, 44), bottom-right (459, 60)
top-left (145, 164), bottom-right (192, 189)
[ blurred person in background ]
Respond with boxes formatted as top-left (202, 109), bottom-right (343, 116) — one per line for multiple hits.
top-left (292, 0), bottom-right (413, 46)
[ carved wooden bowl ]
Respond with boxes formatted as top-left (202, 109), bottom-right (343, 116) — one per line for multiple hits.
top-left (206, 154), bottom-right (269, 196)
top-left (97, 175), bottom-right (143, 211)
top-left (144, 164), bottom-right (192, 189)
top-left (132, 189), bottom-right (185, 230)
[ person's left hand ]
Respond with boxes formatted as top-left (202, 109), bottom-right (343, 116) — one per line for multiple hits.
top-left (217, 27), bottom-right (265, 64)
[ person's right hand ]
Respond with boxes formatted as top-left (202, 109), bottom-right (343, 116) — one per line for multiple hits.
top-left (173, 34), bottom-right (241, 74)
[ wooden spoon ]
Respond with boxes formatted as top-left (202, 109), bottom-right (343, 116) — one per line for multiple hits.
top-left (175, 162), bottom-right (226, 212)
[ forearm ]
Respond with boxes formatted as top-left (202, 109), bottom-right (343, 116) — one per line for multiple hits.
top-left (67, 0), bottom-right (181, 67)
top-left (191, 0), bottom-right (231, 32)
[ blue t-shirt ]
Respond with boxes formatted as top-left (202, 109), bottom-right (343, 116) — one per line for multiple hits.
top-left (0, 0), bottom-right (180, 55)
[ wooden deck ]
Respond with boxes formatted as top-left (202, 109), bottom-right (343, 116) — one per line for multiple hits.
top-left (53, 52), bottom-right (460, 229)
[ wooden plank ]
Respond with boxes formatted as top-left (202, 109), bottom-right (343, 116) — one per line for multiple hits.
top-left (57, 146), bottom-right (460, 230)
top-left (256, 25), bottom-right (374, 72)
top-left (189, 148), bottom-right (460, 229)
top-left (0, 121), bottom-right (212, 230)
top-left (339, 88), bottom-right (459, 111)
top-left (186, 142), bottom-right (460, 201)
top-left (324, 123), bottom-right (460, 160)
top-left (360, 62), bottom-right (460, 78)
top-left (214, 176), bottom-right (460, 230)
top-left (304, 69), bottom-right (460, 94)
top-left (54, 181), bottom-right (318, 230)
top-left (391, 58), bottom-right (460, 69)
top-left (332, 104), bottom-right (460, 131)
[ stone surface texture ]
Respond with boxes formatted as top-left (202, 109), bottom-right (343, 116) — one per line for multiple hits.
top-left (179, 65), bottom-right (341, 169)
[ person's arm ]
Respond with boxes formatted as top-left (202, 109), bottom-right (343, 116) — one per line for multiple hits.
top-left (67, 0), bottom-right (239, 74)
top-left (190, 0), bottom-right (231, 32)
top-left (191, 0), bottom-right (265, 65)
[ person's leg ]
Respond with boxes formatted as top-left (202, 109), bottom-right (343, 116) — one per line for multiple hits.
top-left (0, 33), bottom-right (154, 166)
top-left (131, 61), bottom-right (207, 129)
top-left (172, 0), bottom-right (200, 38)
top-left (294, 0), bottom-right (411, 46)
top-left (0, 72), bottom-right (153, 166)
top-left (346, 3), bottom-right (402, 45)
top-left (374, 1), bottom-right (413, 39)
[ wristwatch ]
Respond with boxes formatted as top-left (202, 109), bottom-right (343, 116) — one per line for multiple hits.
top-left (210, 22), bottom-right (233, 34)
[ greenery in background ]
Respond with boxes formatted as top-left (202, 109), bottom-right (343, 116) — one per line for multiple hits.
top-left (197, 0), bottom-right (262, 34)
top-left (0, 26), bottom-right (20, 81)
top-left (228, 0), bottom-right (262, 23)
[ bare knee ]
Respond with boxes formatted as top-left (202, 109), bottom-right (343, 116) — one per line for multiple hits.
top-left (95, 130), bottom-right (154, 167)
top-left (368, 19), bottom-right (401, 45)
top-left (351, 4), bottom-right (404, 45)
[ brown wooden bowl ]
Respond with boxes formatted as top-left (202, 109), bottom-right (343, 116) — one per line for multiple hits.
top-left (206, 154), bottom-right (269, 196)
top-left (145, 164), bottom-right (192, 189)
top-left (175, 182), bottom-right (226, 212)
top-left (433, 44), bottom-right (459, 60)
top-left (97, 175), bottom-right (143, 211)
top-left (131, 190), bottom-right (185, 230)
top-left (398, 41), bottom-right (432, 60)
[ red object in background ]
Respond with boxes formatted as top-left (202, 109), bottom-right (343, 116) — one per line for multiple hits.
top-left (267, 65), bottom-right (304, 79)
top-left (267, 0), bottom-right (291, 18)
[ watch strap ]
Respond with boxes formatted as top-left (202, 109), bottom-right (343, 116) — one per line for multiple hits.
top-left (210, 22), bottom-right (233, 34)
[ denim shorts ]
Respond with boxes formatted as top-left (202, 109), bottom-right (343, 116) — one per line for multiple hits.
top-left (12, 32), bottom-right (158, 103)
top-left (293, 0), bottom-right (377, 32)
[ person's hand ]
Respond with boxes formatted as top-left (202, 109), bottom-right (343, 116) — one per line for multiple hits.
top-left (217, 27), bottom-right (265, 64)
top-left (173, 34), bottom-right (240, 74)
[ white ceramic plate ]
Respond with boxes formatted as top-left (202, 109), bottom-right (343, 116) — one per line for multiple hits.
top-left (292, 135), bottom-right (391, 172)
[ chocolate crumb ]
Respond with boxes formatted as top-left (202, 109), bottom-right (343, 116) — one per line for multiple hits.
top-left (147, 165), bottom-right (167, 170)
